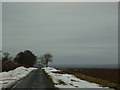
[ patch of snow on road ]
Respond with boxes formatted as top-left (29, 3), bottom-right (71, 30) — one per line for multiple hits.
top-left (0, 66), bottom-right (37, 88)
top-left (42, 67), bottom-right (109, 88)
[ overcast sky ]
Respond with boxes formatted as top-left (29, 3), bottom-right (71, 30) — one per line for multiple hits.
top-left (2, 2), bottom-right (118, 65)
top-left (0, 2), bottom-right (2, 52)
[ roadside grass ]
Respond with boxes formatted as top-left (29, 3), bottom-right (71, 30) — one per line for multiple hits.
top-left (43, 70), bottom-right (67, 86)
top-left (57, 69), bottom-right (120, 90)
top-left (43, 70), bottom-right (55, 87)
top-left (57, 80), bottom-right (67, 85)
top-left (71, 79), bottom-right (77, 82)
top-left (51, 71), bottom-right (72, 74)
top-left (42, 70), bottom-right (58, 89)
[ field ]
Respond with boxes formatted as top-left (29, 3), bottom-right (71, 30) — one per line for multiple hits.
top-left (58, 68), bottom-right (120, 89)
top-left (59, 68), bottom-right (120, 84)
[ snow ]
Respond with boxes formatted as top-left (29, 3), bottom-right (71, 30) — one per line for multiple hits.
top-left (42, 67), bottom-right (110, 88)
top-left (0, 66), bottom-right (37, 88)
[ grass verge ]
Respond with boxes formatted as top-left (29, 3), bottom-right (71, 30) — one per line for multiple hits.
top-left (43, 69), bottom-right (59, 90)
top-left (58, 69), bottom-right (120, 90)
top-left (57, 80), bottom-right (67, 85)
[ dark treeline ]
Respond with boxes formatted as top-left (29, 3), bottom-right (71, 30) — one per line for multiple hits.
top-left (1, 50), bottom-right (53, 71)
top-left (14, 50), bottom-right (37, 67)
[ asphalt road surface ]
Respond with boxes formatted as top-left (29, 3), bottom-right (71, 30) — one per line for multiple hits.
top-left (11, 69), bottom-right (57, 90)
top-left (10, 69), bottom-right (115, 90)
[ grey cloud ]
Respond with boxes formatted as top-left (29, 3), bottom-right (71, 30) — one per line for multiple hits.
top-left (2, 2), bottom-right (118, 65)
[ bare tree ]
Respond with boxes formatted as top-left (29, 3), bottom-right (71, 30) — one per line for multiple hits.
top-left (36, 55), bottom-right (45, 68)
top-left (44, 53), bottom-right (52, 67)
top-left (3, 52), bottom-right (10, 59)
top-left (36, 53), bottom-right (53, 68)
top-left (2, 52), bottom-right (13, 64)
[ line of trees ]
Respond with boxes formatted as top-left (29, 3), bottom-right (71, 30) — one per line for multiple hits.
top-left (1, 50), bottom-right (53, 68)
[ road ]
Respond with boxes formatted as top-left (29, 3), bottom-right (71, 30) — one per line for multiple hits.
top-left (10, 69), bottom-right (115, 90)
top-left (11, 69), bottom-right (57, 90)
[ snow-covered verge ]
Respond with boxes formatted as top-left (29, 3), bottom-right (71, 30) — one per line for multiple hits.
top-left (42, 67), bottom-right (113, 89)
top-left (0, 66), bottom-right (37, 89)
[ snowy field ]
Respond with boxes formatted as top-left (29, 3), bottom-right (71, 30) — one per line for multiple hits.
top-left (0, 66), bottom-right (37, 89)
top-left (42, 67), bottom-right (113, 89)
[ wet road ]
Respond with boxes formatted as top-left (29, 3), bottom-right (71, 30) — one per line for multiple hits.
top-left (11, 69), bottom-right (56, 90)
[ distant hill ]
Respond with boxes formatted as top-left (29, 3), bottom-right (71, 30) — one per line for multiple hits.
top-left (50, 64), bottom-right (118, 68)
